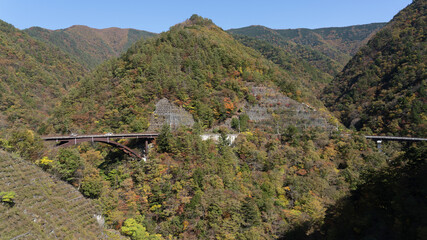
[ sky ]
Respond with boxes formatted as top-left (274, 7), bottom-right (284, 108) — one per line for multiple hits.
top-left (0, 0), bottom-right (413, 33)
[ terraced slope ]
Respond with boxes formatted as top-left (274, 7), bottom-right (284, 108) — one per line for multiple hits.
top-left (51, 15), bottom-right (329, 134)
top-left (0, 150), bottom-right (107, 239)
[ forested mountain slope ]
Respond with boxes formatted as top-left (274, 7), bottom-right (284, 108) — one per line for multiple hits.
top-left (274, 23), bottom-right (386, 64)
top-left (25, 25), bottom-right (156, 69)
top-left (231, 35), bottom-right (334, 96)
top-left (51, 15), bottom-right (327, 134)
top-left (0, 20), bottom-right (87, 131)
top-left (323, 0), bottom-right (426, 137)
top-left (228, 23), bottom-right (385, 80)
top-left (0, 150), bottom-right (108, 239)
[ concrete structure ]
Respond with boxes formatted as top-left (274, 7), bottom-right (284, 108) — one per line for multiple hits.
top-left (200, 134), bottom-right (239, 145)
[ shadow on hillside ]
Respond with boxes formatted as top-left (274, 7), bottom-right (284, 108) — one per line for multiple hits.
top-left (280, 143), bottom-right (427, 240)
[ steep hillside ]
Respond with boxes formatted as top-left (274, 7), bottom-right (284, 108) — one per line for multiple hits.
top-left (0, 20), bottom-right (87, 131)
top-left (0, 150), bottom-right (107, 239)
top-left (275, 23), bottom-right (386, 64)
top-left (39, 15), bottom-right (404, 239)
top-left (323, 0), bottom-right (426, 137)
top-left (51, 15), bottom-right (328, 134)
top-left (232, 34), bottom-right (334, 96)
top-left (228, 23), bottom-right (385, 77)
top-left (25, 25), bottom-right (157, 69)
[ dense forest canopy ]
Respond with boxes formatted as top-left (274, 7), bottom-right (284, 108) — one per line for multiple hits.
top-left (0, 2), bottom-right (425, 239)
top-left (323, 0), bottom-right (426, 137)
top-left (50, 15), bottom-right (324, 135)
top-left (228, 23), bottom-right (386, 83)
top-left (0, 20), bottom-right (87, 130)
top-left (25, 25), bottom-right (157, 69)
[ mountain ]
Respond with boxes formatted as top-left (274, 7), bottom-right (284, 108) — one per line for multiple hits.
top-left (228, 23), bottom-right (385, 79)
top-left (25, 25), bottom-right (157, 69)
top-left (51, 14), bottom-right (329, 134)
top-left (0, 150), bottom-right (109, 239)
top-left (323, 0), bottom-right (426, 137)
top-left (274, 23), bottom-right (386, 64)
top-left (0, 20), bottom-right (87, 131)
top-left (33, 15), bottom-right (399, 239)
top-left (231, 34), bottom-right (334, 96)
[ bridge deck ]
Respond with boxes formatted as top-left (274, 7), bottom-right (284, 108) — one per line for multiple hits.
top-left (365, 136), bottom-right (427, 142)
top-left (42, 133), bottom-right (159, 141)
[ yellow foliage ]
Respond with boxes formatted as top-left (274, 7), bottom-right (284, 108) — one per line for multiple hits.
top-left (150, 204), bottom-right (162, 211)
top-left (36, 156), bottom-right (53, 167)
top-left (183, 220), bottom-right (189, 230)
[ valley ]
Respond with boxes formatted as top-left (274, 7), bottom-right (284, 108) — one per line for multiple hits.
top-left (0, 1), bottom-right (425, 239)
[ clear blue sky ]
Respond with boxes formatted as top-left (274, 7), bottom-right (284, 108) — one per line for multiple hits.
top-left (0, 0), bottom-right (413, 33)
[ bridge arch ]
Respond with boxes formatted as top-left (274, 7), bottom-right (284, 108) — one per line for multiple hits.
top-left (55, 138), bottom-right (142, 159)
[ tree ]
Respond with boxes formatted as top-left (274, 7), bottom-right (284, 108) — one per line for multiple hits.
top-left (157, 124), bottom-right (173, 153)
top-left (7, 129), bottom-right (43, 160)
top-left (55, 148), bottom-right (83, 183)
top-left (121, 218), bottom-right (162, 240)
top-left (80, 167), bottom-right (103, 198)
top-left (0, 191), bottom-right (16, 205)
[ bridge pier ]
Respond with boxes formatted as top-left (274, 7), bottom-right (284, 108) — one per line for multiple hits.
top-left (42, 133), bottom-right (159, 160)
top-left (377, 140), bottom-right (382, 152)
top-left (145, 140), bottom-right (148, 155)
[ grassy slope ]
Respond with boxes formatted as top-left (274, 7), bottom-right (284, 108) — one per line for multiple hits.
top-left (0, 150), bottom-right (105, 239)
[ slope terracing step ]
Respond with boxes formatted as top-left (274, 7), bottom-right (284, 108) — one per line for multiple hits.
top-left (0, 150), bottom-right (109, 239)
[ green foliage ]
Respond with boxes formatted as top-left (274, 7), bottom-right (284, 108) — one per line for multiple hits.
top-left (0, 150), bottom-right (105, 239)
top-left (323, 0), bottom-right (427, 137)
top-left (55, 148), bottom-right (83, 183)
top-left (0, 20), bottom-right (86, 130)
top-left (7, 129), bottom-right (43, 160)
top-left (228, 22), bottom-right (386, 87)
top-left (121, 218), bottom-right (162, 240)
top-left (231, 34), bottom-right (333, 96)
top-left (51, 15), bottom-right (322, 133)
top-left (317, 143), bottom-right (427, 240)
top-left (157, 125), bottom-right (173, 153)
top-left (0, 191), bottom-right (15, 204)
top-left (68, 125), bottom-right (392, 239)
top-left (80, 167), bottom-right (103, 198)
top-left (25, 25), bottom-right (156, 69)
top-left (231, 114), bottom-right (249, 132)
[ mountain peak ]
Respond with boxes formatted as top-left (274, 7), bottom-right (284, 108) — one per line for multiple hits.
top-left (172, 14), bottom-right (217, 30)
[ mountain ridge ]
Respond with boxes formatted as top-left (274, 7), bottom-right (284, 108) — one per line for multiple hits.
top-left (0, 19), bottom-right (87, 130)
top-left (228, 22), bottom-right (386, 79)
top-left (323, 0), bottom-right (426, 137)
top-left (25, 25), bottom-right (157, 69)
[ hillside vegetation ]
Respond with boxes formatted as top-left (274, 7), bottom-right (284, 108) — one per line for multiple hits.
top-left (0, 20), bottom-right (87, 130)
top-left (51, 15), bottom-right (325, 134)
top-left (323, 0), bottom-right (426, 137)
top-left (0, 150), bottom-right (107, 239)
top-left (0, 5), bottom-right (424, 239)
top-left (25, 25), bottom-right (156, 69)
top-left (231, 35), bottom-right (333, 96)
top-left (228, 23), bottom-right (385, 83)
top-left (31, 15), bottom-right (402, 239)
